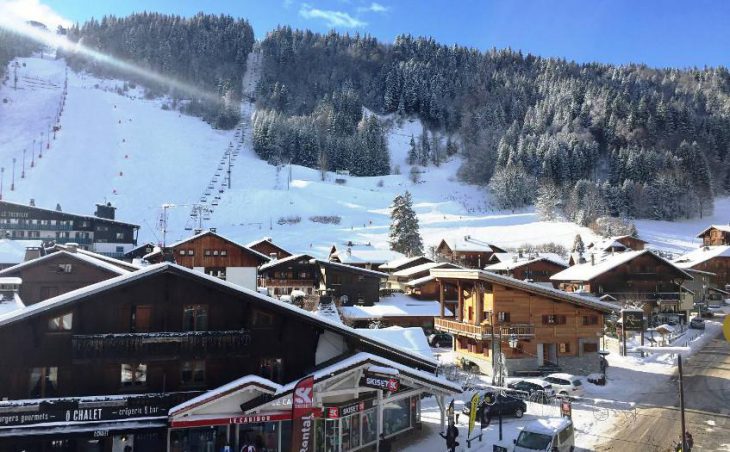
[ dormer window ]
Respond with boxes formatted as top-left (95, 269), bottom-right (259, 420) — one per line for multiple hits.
top-left (48, 313), bottom-right (73, 331)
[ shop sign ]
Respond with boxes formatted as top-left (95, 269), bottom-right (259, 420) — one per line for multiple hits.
top-left (560, 400), bottom-right (572, 419)
top-left (325, 398), bottom-right (376, 419)
top-left (360, 373), bottom-right (400, 392)
top-left (621, 310), bottom-right (644, 331)
top-left (0, 393), bottom-right (185, 428)
top-left (291, 376), bottom-right (315, 452)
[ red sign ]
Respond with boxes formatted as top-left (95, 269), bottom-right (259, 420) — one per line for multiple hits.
top-left (361, 374), bottom-right (400, 392)
top-left (561, 400), bottom-right (572, 419)
top-left (291, 376), bottom-right (315, 452)
top-left (325, 399), bottom-right (374, 419)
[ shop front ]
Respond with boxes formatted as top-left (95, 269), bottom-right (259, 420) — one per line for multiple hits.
top-left (168, 353), bottom-right (461, 452)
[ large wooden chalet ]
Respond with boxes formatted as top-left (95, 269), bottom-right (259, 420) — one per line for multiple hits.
top-left (551, 250), bottom-right (694, 322)
top-left (0, 245), bottom-right (136, 306)
top-left (0, 263), bottom-right (459, 451)
top-left (431, 268), bottom-right (615, 375)
top-left (674, 245), bottom-right (730, 290)
top-left (697, 225), bottom-right (730, 246)
top-left (435, 236), bottom-right (506, 269)
top-left (245, 237), bottom-right (292, 260)
top-left (485, 252), bottom-right (568, 282)
top-left (145, 230), bottom-right (270, 290)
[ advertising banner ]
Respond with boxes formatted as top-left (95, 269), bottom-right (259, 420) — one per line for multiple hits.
top-left (291, 376), bottom-right (315, 452)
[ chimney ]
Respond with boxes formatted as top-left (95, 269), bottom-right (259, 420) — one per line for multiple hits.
top-left (55, 203), bottom-right (62, 212)
top-left (590, 254), bottom-right (595, 266)
top-left (269, 252), bottom-right (278, 261)
top-left (29, 198), bottom-right (35, 207)
top-left (23, 246), bottom-right (41, 261)
top-left (66, 243), bottom-right (78, 253)
top-left (194, 228), bottom-right (202, 235)
top-left (94, 202), bottom-right (116, 220)
top-left (210, 227), bottom-right (217, 233)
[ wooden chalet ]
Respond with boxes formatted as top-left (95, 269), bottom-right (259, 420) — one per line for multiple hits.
top-left (430, 268), bottom-right (615, 375)
top-left (328, 242), bottom-right (404, 270)
top-left (674, 245), bottom-right (730, 290)
top-left (435, 236), bottom-right (506, 269)
top-left (697, 225), bottom-right (730, 246)
top-left (124, 242), bottom-right (157, 261)
top-left (145, 230), bottom-right (270, 290)
top-left (245, 237), bottom-right (292, 260)
top-left (551, 250), bottom-right (694, 322)
top-left (485, 252), bottom-right (568, 282)
top-left (587, 235), bottom-right (647, 253)
top-left (0, 263), bottom-right (457, 451)
top-left (258, 254), bottom-right (387, 306)
top-left (0, 245), bottom-right (136, 306)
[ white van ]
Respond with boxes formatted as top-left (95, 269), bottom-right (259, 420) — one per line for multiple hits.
top-left (513, 418), bottom-right (574, 452)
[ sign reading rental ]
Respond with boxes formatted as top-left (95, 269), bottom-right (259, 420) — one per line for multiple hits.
top-left (291, 376), bottom-right (315, 452)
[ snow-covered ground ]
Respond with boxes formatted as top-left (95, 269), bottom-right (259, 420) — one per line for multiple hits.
top-left (0, 52), bottom-right (722, 260)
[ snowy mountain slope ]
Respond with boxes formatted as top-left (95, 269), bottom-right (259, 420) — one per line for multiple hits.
top-left (0, 53), bottom-right (718, 259)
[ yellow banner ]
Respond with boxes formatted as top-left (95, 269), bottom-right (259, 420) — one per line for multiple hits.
top-left (468, 393), bottom-right (480, 437)
top-left (724, 315), bottom-right (730, 342)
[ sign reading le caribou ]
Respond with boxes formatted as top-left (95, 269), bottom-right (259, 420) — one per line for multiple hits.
top-left (291, 376), bottom-right (315, 452)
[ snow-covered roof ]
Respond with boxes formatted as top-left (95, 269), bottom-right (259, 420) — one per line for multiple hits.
top-left (0, 250), bottom-right (131, 277)
top-left (314, 302), bottom-right (343, 324)
top-left (696, 224), bottom-right (730, 237)
top-left (523, 417), bottom-right (572, 436)
top-left (379, 255), bottom-right (433, 271)
top-left (357, 326), bottom-right (434, 360)
top-left (0, 200), bottom-right (140, 228)
top-left (392, 261), bottom-right (457, 278)
top-left (259, 253), bottom-right (315, 271)
top-left (0, 239), bottom-right (43, 264)
top-left (550, 250), bottom-right (692, 282)
top-left (340, 293), bottom-right (451, 320)
top-left (0, 263), bottom-right (437, 368)
top-left (0, 292), bottom-right (24, 317)
top-left (245, 237), bottom-right (291, 255)
top-left (485, 253), bottom-right (567, 272)
top-left (170, 375), bottom-right (281, 417)
top-left (329, 245), bottom-right (404, 265)
top-left (163, 230), bottom-right (270, 262)
top-left (439, 236), bottom-right (503, 253)
top-left (673, 245), bottom-right (730, 269)
top-left (317, 259), bottom-right (388, 278)
top-left (431, 268), bottom-right (619, 313)
top-left (405, 274), bottom-right (436, 287)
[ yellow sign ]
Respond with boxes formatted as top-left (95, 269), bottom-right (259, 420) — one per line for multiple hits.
top-left (724, 315), bottom-right (730, 342)
top-left (468, 393), bottom-right (480, 437)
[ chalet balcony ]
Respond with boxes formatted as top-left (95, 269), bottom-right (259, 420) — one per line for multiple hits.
top-left (434, 318), bottom-right (535, 340)
top-left (72, 330), bottom-right (252, 360)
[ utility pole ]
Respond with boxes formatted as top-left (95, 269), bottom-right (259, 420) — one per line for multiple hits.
top-left (21, 149), bottom-right (25, 179)
top-left (10, 158), bottom-right (15, 191)
top-left (39, 132), bottom-right (43, 159)
top-left (227, 151), bottom-right (232, 189)
top-left (31, 140), bottom-right (35, 168)
top-left (0, 167), bottom-right (4, 200)
top-left (678, 355), bottom-right (687, 451)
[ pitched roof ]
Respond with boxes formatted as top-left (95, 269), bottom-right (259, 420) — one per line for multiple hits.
top-left (0, 263), bottom-right (436, 369)
top-left (258, 253), bottom-right (316, 271)
top-left (392, 261), bottom-right (458, 278)
top-left (244, 237), bottom-right (292, 256)
top-left (148, 231), bottom-right (270, 262)
top-left (486, 252), bottom-right (567, 271)
top-left (169, 375), bottom-right (281, 417)
top-left (340, 293), bottom-right (451, 319)
top-left (0, 250), bottom-right (131, 277)
top-left (431, 268), bottom-right (619, 313)
top-left (317, 259), bottom-right (388, 278)
top-left (0, 200), bottom-right (139, 228)
top-left (673, 245), bottom-right (730, 269)
top-left (55, 245), bottom-right (141, 272)
top-left (550, 250), bottom-right (692, 282)
top-left (439, 237), bottom-right (505, 253)
top-left (378, 255), bottom-right (433, 271)
top-left (329, 245), bottom-right (404, 265)
top-left (696, 225), bottom-right (730, 237)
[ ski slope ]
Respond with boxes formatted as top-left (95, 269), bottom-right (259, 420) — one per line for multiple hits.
top-left (0, 53), bottom-right (721, 258)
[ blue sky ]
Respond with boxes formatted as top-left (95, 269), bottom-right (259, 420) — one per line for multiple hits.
top-left (23, 0), bottom-right (730, 68)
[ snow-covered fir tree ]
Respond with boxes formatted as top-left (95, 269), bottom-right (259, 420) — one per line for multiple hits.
top-left (389, 191), bottom-right (424, 257)
top-left (572, 234), bottom-right (585, 254)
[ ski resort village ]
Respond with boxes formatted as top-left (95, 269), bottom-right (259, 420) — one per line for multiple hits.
top-left (1, 3), bottom-right (730, 452)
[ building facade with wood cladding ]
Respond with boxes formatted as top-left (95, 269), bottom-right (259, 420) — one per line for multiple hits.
top-left (485, 252), bottom-right (568, 282)
top-left (697, 225), bottom-right (730, 246)
top-left (0, 263), bottom-right (454, 451)
top-left (245, 237), bottom-right (292, 261)
top-left (551, 250), bottom-right (694, 323)
top-left (674, 245), bottom-right (730, 290)
top-left (435, 236), bottom-right (506, 269)
top-left (430, 268), bottom-right (615, 375)
top-left (0, 200), bottom-right (139, 258)
top-left (145, 231), bottom-right (270, 290)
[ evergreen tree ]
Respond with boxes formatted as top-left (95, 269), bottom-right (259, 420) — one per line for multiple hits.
top-left (419, 131), bottom-right (430, 166)
top-left (407, 135), bottom-right (418, 165)
top-left (389, 191), bottom-right (424, 256)
top-left (572, 234), bottom-right (585, 254)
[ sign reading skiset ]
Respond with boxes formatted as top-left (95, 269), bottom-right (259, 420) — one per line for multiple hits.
top-left (291, 376), bottom-right (315, 452)
top-left (360, 372), bottom-right (400, 393)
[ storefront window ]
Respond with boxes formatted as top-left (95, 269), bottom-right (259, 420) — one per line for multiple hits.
top-left (170, 426), bottom-right (227, 452)
top-left (238, 422), bottom-right (279, 452)
top-left (325, 419), bottom-right (340, 452)
top-left (383, 398), bottom-right (411, 437)
top-left (361, 408), bottom-right (377, 445)
top-left (341, 413), bottom-right (361, 451)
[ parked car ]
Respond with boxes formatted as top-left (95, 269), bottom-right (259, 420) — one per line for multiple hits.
top-left (507, 379), bottom-right (556, 403)
top-left (542, 373), bottom-right (584, 397)
top-left (461, 391), bottom-right (527, 418)
top-left (689, 317), bottom-right (706, 329)
top-left (428, 332), bottom-right (453, 348)
top-left (513, 418), bottom-right (574, 451)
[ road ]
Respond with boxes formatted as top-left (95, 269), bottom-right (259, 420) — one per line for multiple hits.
top-left (595, 332), bottom-right (730, 451)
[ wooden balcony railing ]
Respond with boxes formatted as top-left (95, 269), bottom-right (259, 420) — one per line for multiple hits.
top-left (434, 318), bottom-right (535, 339)
top-left (72, 330), bottom-right (252, 360)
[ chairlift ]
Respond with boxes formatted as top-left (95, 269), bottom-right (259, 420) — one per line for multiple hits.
top-left (212, 200), bottom-right (219, 206)
top-left (184, 226), bottom-right (193, 231)
top-left (218, 188), bottom-right (224, 193)
top-left (203, 216), bottom-right (211, 221)
top-left (201, 197), bottom-right (207, 203)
